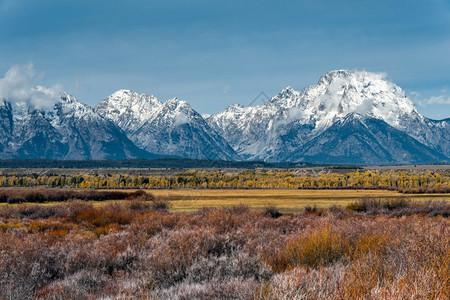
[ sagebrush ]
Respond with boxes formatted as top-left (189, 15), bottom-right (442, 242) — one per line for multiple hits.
top-left (0, 199), bottom-right (448, 299)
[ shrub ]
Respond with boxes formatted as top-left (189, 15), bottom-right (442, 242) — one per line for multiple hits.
top-left (155, 278), bottom-right (259, 300)
top-left (382, 197), bottom-right (411, 210)
top-left (0, 189), bottom-right (155, 204)
top-left (227, 204), bottom-right (250, 215)
top-left (127, 189), bottom-right (155, 201)
top-left (127, 189), bottom-right (147, 199)
top-left (347, 197), bottom-right (412, 213)
top-left (346, 201), bottom-right (366, 212)
top-left (127, 199), bottom-right (151, 212)
top-left (351, 233), bottom-right (390, 258)
top-left (263, 206), bottom-right (282, 219)
top-left (151, 198), bottom-right (170, 212)
top-left (0, 204), bottom-right (69, 220)
top-left (304, 205), bottom-right (318, 213)
top-left (327, 205), bottom-right (346, 218)
top-left (263, 250), bottom-right (291, 273)
top-left (71, 204), bottom-right (133, 227)
top-left (283, 224), bottom-right (351, 269)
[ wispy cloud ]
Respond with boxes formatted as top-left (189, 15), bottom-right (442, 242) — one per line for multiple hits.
top-left (410, 88), bottom-right (450, 107)
top-left (0, 63), bottom-right (63, 109)
top-left (422, 95), bottom-right (450, 105)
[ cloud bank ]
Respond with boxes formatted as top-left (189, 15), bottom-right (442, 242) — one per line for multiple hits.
top-left (0, 63), bottom-right (63, 109)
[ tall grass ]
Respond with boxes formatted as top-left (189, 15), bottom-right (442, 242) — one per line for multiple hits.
top-left (0, 200), bottom-right (448, 299)
top-left (283, 225), bottom-right (351, 269)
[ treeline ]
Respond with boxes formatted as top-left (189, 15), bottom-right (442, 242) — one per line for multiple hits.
top-left (0, 159), bottom-right (307, 169)
top-left (0, 170), bottom-right (448, 191)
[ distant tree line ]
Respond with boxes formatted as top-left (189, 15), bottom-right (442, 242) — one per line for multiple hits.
top-left (0, 170), bottom-right (448, 192)
top-left (0, 159), bottom-right (307, 169)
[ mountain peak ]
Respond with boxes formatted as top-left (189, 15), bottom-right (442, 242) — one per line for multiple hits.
top-left (319, 69), bottom-right (352, 80)
top-left (279, 86), bottom-right (295, 97)
top-left (1, 69), bottom-right (447, 164)
top-left (165, 97), bottom-right (190, 109)
top-left (206, 69), bottom-right (449, 163)
top-left (227, 103), bottom-right (245, 111)
top-left (94, 89), bottom-right (162, 135)
top-left (60, 93), bottom-right (77, 103)
top-left (109, 89), bottom-right (157, 102)
top-left (112, 89), bottom-right (134, 96)
top-left (317, 69), bottom-right (386, 86)
top-left (289, 69), bottom-right (420, 130)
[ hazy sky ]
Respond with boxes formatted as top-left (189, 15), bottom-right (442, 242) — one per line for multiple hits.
top-left (1, 0), bottom-right (449, 119)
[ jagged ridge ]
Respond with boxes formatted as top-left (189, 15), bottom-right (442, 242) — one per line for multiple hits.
top-left (95, 91), bottom-right (239, 160)
top-left (0, 70), bottom-right (448, 164)
top-left (207, 70), bottom-right (449, 163)
top-left (0, 93), bottom-right (158, 159)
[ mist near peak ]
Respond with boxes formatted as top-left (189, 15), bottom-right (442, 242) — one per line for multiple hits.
top-left (0, 63), bottom-right (63, 110)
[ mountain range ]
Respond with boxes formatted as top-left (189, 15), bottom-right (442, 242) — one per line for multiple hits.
top-left (0, 70), bottom-right (448, 165)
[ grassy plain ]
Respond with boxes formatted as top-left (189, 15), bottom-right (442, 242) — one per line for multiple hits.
top-left (71, 189), bottom-right (448, 213)
top-left (149, 189), bottom-right (450, 212)
top-left (1, 188), bottom-right (448, 213)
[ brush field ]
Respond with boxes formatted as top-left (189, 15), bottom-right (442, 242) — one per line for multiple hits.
top-left (0, 194), bottom-right (448, 299)
top-left (0, 167), bottom-right (448, 299)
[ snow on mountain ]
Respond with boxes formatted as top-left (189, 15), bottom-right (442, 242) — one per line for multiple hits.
top-left (1, 70), bottom-right (448, 164)
top-left (95, 89), bottom-right (162, 135)
top-left (96, 92), bottom-right (239, 160)
top-left (270, 70), bottom-right (420, 131)
top-left (290, 113), bottom-right (446, 165)
top-left (0, 93), bottom-right (157, 159)
top-left (207, 70), bottom-right (449, 162)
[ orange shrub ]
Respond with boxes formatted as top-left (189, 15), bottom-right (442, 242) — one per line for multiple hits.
top-left (29, 219), bottom-right (72, 233)
top-left (71, 204), bottom-right (133, 227)
top-left (282, 224), bottom-right (351, 269)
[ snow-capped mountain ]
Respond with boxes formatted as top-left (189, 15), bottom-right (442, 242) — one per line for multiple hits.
top-left (95, 90), bottom-right (162, 135)
top-left (0, 70), bottom-right (448, 164)
top-left (207, 70), bottom-right (449, 163)
top-left (0, 91), bottom-right (157, 159)
top-left (291, 114), bottom-right (447, 165)
top-left (95, 91), bottom-right (239, 160)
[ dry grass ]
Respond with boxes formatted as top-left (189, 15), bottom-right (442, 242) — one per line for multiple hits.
top-left (146, 189), bottom-right (449, 213)
top-left (282, 224), bottom-right (352, 269)
top-left (0, 199), bottom-right (448, 299)
top-left (1, 189), bottom-right (447, 213)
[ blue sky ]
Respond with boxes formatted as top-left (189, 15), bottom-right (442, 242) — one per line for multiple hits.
top-left (0, 0), bottom-right (449, 119)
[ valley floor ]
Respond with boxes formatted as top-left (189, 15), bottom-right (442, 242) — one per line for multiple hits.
top-left (0, 195), bottom-right (448, 299)
top-left (148, 189), bottom-right (449, 213)
top-left (1, 188), bottom-right (448, 213)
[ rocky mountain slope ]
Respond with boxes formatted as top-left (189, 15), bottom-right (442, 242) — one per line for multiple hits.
top-left (207, 70), bottom-right (449, 164)
top-left (0, 91), bottom-right (156, 159)
top-left (0, 70), bottom-right (448, 164)
top-left (95, 90), bottom-right (239, 160)
top-left (291, 114), bottom-right (447, 164)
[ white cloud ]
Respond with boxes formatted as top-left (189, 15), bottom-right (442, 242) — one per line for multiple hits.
top-left (410, 89), bottom-right (450, 107)
top-left (174, 112), bottom-right (189, 125)
top-left (422, 95), bottom-right (450, 105)
top-left (356, 98), bottom-right (375, 114)
top-left (0, 63), bottom-right (64, 109)
top-left (409, 91), bottom-right (420, 98)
